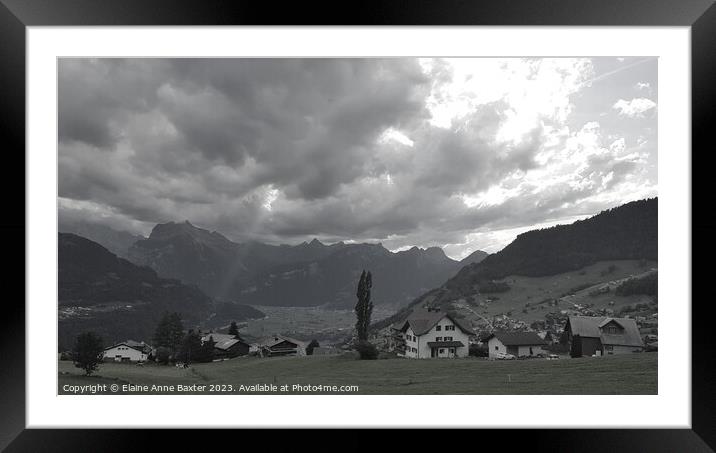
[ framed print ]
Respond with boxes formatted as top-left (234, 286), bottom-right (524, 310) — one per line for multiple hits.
top-left (2, 0), bottom-right (714, 450)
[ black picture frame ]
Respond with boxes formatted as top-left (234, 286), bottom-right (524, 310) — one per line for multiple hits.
top-left (1, 0), bottom-right (713, 450)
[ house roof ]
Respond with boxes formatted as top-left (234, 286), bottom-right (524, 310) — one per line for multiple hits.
top-left (487, 331), bottom-right (547, 346)
top-left (104, 341), bottom-right (147, 352)
top-left (394, 309), bottom-right (474, 336)
top-left (201, 333), bottom-right (238, 343)
top-left (254, 335), bottom-right (305, 349)
top-left (426, 341), bottom-right (466, 348)
top-left (598, 318), bottom-right (624, 328)
top-left (200, 333), bottom-right (248, 350)
top-left (567, 316), bottom-right (643, 347)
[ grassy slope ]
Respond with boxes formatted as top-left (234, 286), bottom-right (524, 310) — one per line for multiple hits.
top-left (59, 352), bottom-right (656, 395)
top-left (378, 260), bottom-right (657, 331)
top-left (464, 259), bottom-right (658, 323)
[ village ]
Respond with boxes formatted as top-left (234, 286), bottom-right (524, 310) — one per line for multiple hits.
top-left (67, 299), bottom-right (656, 367)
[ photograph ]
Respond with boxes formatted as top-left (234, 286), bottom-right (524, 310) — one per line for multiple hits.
top-left (56, 57), bottom-right (659, 396)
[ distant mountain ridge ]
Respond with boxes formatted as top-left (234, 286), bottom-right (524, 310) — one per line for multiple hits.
top-left (122, 221), bottom-right (487, 308)
top-left (58, 219), bottom-right (145, 259)
top-left (58, 233), bottom-right (263, 349)
top-left (447, 197), bottom-right (657, 291)
top-left (373, 198), bottom-right (658, 331)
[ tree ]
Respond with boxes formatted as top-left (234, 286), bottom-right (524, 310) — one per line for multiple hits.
top-left (153, 312), bottom-right (185, 360)
top-left (154, 346), bottom-right (171, 365)
top-left (201, 335), bottom-right (216, 362)
top-left (178, 330), bottom-right (203, 366)
top-left (228, 321), bottom-right (240, 339)
top-left (354, 341), bottom-right (378, 360)
top-left (72, 331), bottom-right (104, 376)
top-left (354, 270), bottom-right (373, 342)
top-left (306, 339), bottom-right (320, 355)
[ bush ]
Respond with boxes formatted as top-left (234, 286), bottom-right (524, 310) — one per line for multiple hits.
top-left (469, 344), bottom-right (488, 357)
top-left (72, 331), bottom-right (104, 376)
top-left (354, 341), bottom-right (379, 360)
top-left (154, 346), bottom-right (172, 364)
top-left (600, 264), bottom-right (618, 276)
top-left (615, 272), bottom-right (657, 297)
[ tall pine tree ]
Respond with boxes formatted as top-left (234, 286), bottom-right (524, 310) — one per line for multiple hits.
top-left (354, 270), bottom-right (373, 342)
top-left (153, 312), bottom-right (185, 357)
top-left (228, 321), bottom-right (241, 339)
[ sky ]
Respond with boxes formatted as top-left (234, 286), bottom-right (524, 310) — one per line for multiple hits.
top-left (58, 57), bottom-right (657, 260)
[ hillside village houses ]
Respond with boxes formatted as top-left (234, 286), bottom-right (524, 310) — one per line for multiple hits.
top-left (103, 340), bottom-right (150, 362)
top-left (392, 307), bottom-right (474, 358)
top-left (199, 332), bottom-right (250, 359)
top-left (251, 335), bottom-right (306, 357)
top-left (561, 316), bottom-right (644, 357)
top-left (486, 331), bottom-right (548, 359)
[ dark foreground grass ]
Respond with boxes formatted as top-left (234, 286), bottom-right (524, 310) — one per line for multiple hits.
top-left (59, 352), bottom-right (656, 395)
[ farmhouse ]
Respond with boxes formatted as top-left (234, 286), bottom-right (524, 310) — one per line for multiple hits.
top-left (253, 335), bottom-right (306, 357)
top-left (486, 332), bottom-right (547, 358)
top-left (393, 307), bottom-right (474, 359)
top-left (200, 333), bottom-right (250, 359)
top-left (103, 340), bottom-right (150, 362)
top-left (562, 316), bottom-right (644, 357)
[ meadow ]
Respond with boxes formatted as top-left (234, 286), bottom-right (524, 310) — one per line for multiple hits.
top-left (58, 352), bottom-right (656, 395)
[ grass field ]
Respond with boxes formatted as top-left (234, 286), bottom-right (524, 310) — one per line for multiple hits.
top-left (59, 352), bottom-right (656, 395)
top-left (455, 260), bottom-right (657, 324)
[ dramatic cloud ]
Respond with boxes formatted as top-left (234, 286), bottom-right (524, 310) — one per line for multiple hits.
top-left (58, 58), bottom-right (657, 259)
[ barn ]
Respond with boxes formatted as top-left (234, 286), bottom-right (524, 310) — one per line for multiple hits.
top-left (253, 336), bottom-right (306, 357)
top-left (562, 316), bottom-right (644, 357)
top-left (201, 333), bottom-right (250, 359)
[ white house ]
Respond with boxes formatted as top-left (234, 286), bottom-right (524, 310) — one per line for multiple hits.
top-left (486, 332), bottom-right (548, 358)
top-left (393, 307), bottom-right (474, 359)
top-left (103, 340), bottom-right (149, 362)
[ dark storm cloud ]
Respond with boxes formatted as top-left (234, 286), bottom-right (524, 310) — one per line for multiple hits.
top-left (58, 58), bottom-right (657, 256)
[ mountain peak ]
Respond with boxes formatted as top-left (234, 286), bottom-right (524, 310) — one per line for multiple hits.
top-left (425, 246), bottom-right (449, 259)
top-left (146, 220), bottom-right (233, 246)
top-left (460, 249), bottom-right (489, 265)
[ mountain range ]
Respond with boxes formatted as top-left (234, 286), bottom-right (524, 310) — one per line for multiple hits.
top-left (124, 221), bottom-right (486, 308)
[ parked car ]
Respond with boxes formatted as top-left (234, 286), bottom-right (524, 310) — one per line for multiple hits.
top-left (495, 352), bottom-right (516, 360)
top-left (547, 354), bottom-right (560, 360)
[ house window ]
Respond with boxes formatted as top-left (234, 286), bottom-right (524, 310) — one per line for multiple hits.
top-left (495, 345), bottom-right (498, 350)
top-left (436, 325), bottom-right (442, 331)
top-left (435, 337), bottom-right (442, 342)
top-left (445, 336), bottom-right (453, 341)
top-left (439, 348), bottom-right (445, 354)
top-left (449, 348), bottom-right (455, 354)
top-left (607, 326), bottom-right (617, 334)
top-left (445, 325), bottom-right (455, 331)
